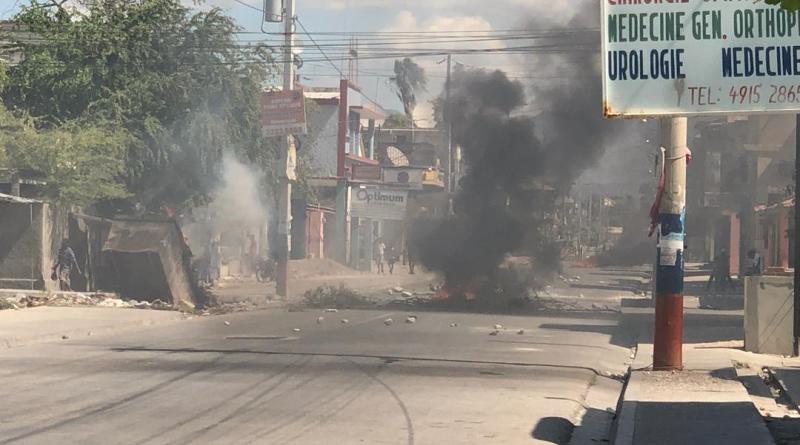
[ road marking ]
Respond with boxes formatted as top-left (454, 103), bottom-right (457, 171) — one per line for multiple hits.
top-left (350, 312), bottom-right (395, 327)
top-left (225, 336), bottom-right (297, 341)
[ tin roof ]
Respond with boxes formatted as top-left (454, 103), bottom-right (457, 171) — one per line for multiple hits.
top-left (0, 192), bottom-right (41, 204)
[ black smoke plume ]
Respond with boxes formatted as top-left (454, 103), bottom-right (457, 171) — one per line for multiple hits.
top-left (413, 4), bottom-right (642, 288)
top-left (414, 70), bottom-right (550, 286)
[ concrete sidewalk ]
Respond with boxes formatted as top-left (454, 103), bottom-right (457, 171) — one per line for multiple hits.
top-left (614, 306), bottom-right (776, 445)
top-left (0, 306), bottom-right (188, 349)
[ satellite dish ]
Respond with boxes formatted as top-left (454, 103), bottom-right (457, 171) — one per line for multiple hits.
top-left (386, 146), bottom-right (409, 166)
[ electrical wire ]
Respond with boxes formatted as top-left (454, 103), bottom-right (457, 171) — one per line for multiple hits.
top-left (295, 16), bottom-right (343, 79)
top-left (231, 0), bottom-right (263, 13)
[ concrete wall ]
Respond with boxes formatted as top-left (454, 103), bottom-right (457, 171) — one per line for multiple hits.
top-left (304, 103), bottom-right (339, 177)
top-left (0, 202), bottom-right (43, 290)
top-left (744, 275), bottom-right (794, 355)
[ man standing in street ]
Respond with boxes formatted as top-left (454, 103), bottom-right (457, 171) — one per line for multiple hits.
top-left (746, 248), bottom-right (763, 276)
top-left (52, 239), bottom-right (81, 291)
top-left (374, 238), bottom-right (386, 274)
top-left (706, 248), bottom-right (732, 293)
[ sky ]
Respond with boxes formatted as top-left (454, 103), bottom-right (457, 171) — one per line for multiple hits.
top-left (1, 0), bottom-right (649, 188)
top-left (0, 0), bottom-right (585, 124)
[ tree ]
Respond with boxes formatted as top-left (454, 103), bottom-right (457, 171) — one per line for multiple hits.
top-left (0, 105), bottom-right (129, 205)
top-left (4, 0), bottom-right (278, 212)
top-left (382, 112), bottom-right (412, 129)
top-left (391, 58), bottom-right (427, 123)
top-left (766, 0), bottom-right (800, 10)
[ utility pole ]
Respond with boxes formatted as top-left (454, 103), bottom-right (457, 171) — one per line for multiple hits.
top-left (794, 114), bottom-right (800, 355)
top-left (653, 117), bottom-right (687, 371)
top-left (275, 0), bottom-right (295, 298)
top-left (445, 54), bottom-right (453, 194)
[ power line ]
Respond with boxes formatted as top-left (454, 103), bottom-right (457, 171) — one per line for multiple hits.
top-left (295, 17), bottom-right (343, 79)
top-left (238, 27), bottom-right (601, 35)
top-left (231, 0), bottom-right (263, 13)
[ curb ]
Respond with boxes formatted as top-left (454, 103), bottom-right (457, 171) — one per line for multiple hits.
top-left (610, 373), bottom-right (637, 445)
top-left (569, 374), bottom-right (625, 445)
top-left (0, 310), bottom-right (188, 349)
top-left (767, 367), bottom-right (800, 411)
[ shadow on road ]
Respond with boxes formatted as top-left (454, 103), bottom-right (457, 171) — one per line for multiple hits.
top-left (629, 401), bottom-right (769, 445)
top-left (531, 416), bottom-right (574, 444)
top-left (765, 415), bottom-right (800, 445)
top-left (109, 347), bottom-right (611, 376)
top-left (539, 309), bottom-right (743, 349)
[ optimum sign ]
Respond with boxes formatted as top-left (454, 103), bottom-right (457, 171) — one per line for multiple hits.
top-left (351, 188), bottom-right (408, 221)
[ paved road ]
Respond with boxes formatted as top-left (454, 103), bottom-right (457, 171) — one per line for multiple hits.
top-left (0, 307), bottom-right (631, 445)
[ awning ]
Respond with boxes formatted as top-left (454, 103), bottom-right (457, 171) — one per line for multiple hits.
top-left (104, 220), bottom-right (172, 253)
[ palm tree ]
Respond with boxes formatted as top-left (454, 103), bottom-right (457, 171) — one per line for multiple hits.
top-left (391, 58), bottom-right (427, 124)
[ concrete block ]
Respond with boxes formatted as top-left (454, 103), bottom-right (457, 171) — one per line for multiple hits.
top-left (744, 275), bottom-right (794, 355)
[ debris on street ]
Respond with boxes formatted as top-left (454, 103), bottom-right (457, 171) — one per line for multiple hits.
top-left (303, 285), bottom-right (374, 309)
top-left (0, 291), bottom-right (177, 312)
top-left (405, 315), bottom-right (417, 324)
top-left (384, 318), bottom-right (393, 326)
top-left (340, 319), bottom-right (349, 324)
top-left (316, 316), bottom-right (324, 324)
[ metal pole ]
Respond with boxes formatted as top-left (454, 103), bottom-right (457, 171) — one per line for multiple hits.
top-left (275, 0), bottom-right (295, 297)
top-left (653, 117), bottom-right (687, 371)
top-left (794, 114), bottom-right (800, 355)
top-left (445, 54), bottom-right (452, 193)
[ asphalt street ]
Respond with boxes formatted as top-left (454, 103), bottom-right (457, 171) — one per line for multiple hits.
top-left (0, 305), bottom-right (632, 445)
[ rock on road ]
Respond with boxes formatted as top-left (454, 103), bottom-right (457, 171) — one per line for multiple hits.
top-left (0, 308), bottom-right (631, 445)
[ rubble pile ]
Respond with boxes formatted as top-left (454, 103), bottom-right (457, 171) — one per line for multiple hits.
top-left (302, 284), bottom-right (375, 309)
top-left (0, 292), bottom-right (175, 311)
top-left (387, 286), bottom-right (434, 306)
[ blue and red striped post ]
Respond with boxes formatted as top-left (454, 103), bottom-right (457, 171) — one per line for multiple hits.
top-left (653, 117), bottom-right (687, 371)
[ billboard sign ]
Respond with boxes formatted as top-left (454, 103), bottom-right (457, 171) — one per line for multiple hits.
top-left (261, 90), bottom-right (307, 136)
top-left (350, 188), bottom-right (407, 221)
top-left (602, 1), bottom-right (800, 116)
top-left (351, 164), bottom-right (382, 181)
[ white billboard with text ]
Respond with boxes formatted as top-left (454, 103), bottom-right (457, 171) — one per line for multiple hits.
top-left (602, 1), bottom-right (800, 116)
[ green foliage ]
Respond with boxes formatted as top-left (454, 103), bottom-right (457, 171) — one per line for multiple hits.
top-left (4, 0), bottom-right (278, 211)
top-left (383, 112), bottom-right (413, 129)
top-left (0, 106), bottom-right (129, 205)
top-left (391, 58), bottom-right (427, 121)
top-left (766, 0), bottom-right (800, 10)
top-left (0, 62), bottom-right (7, 92)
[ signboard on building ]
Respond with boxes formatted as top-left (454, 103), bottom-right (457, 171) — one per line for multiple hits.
top-left (261, 90), bottom-right (307, 136)
top-left (351, 165), bottom-right (382, 182)
top-left (350, 188), bottom-right (407, 221)
top-left (383, 167), bottom-right (424, 190)
top-left (602, 2), bottom-right (800, 116)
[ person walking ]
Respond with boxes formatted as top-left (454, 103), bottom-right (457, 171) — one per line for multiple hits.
top-left (386, 244), bottom-right (398, 275)
top-left (706, 248), bottom-right (732, 293)
top-left (52, 239), bottom-right (81, 291)
top-left (746, 248), bottom-right (763, 276)
top-left (406, 241), bottom-right (417, 275)
top-left (374, 238), bottom-right (386, 274)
